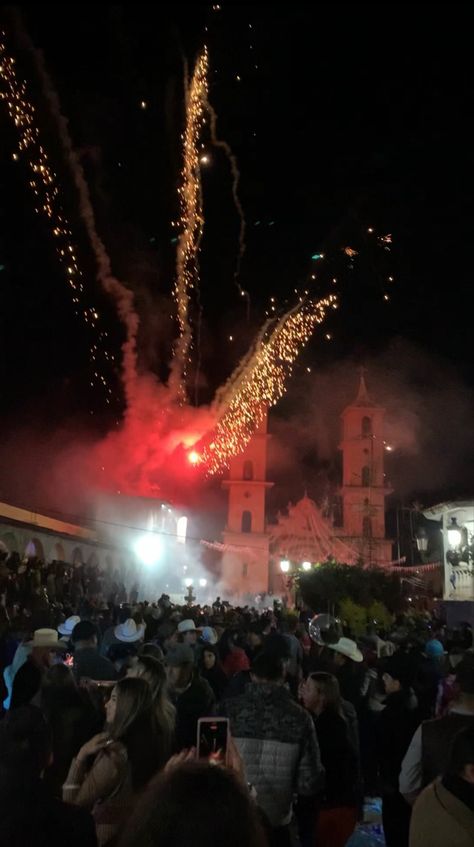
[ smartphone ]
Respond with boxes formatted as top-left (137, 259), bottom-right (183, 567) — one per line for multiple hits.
top-left (197, 717), bottom-right (230, 766)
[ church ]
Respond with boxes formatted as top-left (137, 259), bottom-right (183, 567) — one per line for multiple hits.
top-left (220, 373), bottom-right (394, 598)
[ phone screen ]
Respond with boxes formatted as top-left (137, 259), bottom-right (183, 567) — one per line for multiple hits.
top-left (197, 718), bottom-right (229, 766)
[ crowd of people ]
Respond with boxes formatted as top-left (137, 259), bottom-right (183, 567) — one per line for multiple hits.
top-left (1, 551), bottom-right (474, 847)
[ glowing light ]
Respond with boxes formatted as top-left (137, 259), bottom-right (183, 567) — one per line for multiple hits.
top-left (384, 444), bottom-right (393, 452)
top-left (302, 561), bottom-right (311, 571)
top-left (170, 48), bottom-right (209, 401)
top-left (203, 294), bottom-right (337, 474)
top-left (311, 253), bottom-right (324, 261)
top-left (188, 450), bottom-right (201, 466)
top-left (177, 515), bottom-right (188, 544)
top-left (280, 560), bottom-right (290, 573)
top-left (134, 534), bottom-right (162, 566)
top-left (367, 227), bottom-right (374, 233)
top-left (343, 246), bottom-right (358, 257)
top-left (200, 154), bottom-right (209, 164)
top-left (383, 294), bottom-right (390, 301)
top-left (199, 578), bottom-right (207, 587)
top-left (184, 577), bottom-right (194, 587)
top-left (140, 100), bottom-right (147, 109)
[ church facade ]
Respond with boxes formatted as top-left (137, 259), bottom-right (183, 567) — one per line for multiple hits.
top-left (220, 374), bottom-right (394, 597)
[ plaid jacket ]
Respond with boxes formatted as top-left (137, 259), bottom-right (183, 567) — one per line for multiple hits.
top-left (224, 682), bottom-right (324, 827)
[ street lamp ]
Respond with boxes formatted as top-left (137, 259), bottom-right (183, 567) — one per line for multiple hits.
top-left (302, 561), bottom-right (312, 571)
top-left (184, 577), bottom-right (193, 588)
top-left (447, 517), bottom-right (462, 548)
top-left (415, 527), bottom-right (428, 553)
top-left (280, 560), bottom-right (290, 573)
top-left (199, 578), bottom-right (207, 587)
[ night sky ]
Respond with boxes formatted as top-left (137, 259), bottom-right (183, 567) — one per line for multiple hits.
top-left (1, 5), bottom-right (474, 521)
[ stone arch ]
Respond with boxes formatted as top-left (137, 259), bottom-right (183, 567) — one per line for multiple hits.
top-left (86, 551), bottom-right (100, 569)
top-left (25, 537), bottom-right (45, 560)
top-left (1, 531), bottom-right (19, 553)
top-left (72, 547), bottom-right (84, 567)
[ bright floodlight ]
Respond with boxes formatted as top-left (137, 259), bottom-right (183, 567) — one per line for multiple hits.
top-left (447, 517), bottom-right (462, 548)
top-left (280, 559), bottom-right (290, 573)
top-left (199, 578), bottom-right (207, 587)
top-left (184, 578), bottom-right (194, 588)
top-left (302, 561), bottom-right (311, 571)
top-left (188, 450), bottom-right (201, 466)
top-left (135, 533), bottom-right (162, 566)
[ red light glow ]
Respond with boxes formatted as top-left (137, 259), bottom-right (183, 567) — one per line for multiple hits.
top-left (188, 450), bottom-right (201, 466)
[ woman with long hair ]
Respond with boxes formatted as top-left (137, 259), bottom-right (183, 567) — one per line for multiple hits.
top-left (118, 761), bottom-right (268, 847)
top-left (127, 655), bottom-right (175, 756)
top-left (63, 677), bottom-right (163, 846)
top-left (301, 672), bottom-right (359, 847)
top-left (218, 629), bottom-right (250, 678)
top-left (198, 645), bottom-right (228, 702)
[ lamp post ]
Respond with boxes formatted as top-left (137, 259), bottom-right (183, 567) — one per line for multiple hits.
top-left (447, 517), bottom-right (462, 549)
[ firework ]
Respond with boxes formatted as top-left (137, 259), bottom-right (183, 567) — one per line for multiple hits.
top-left (202, 294), bottom-right (338, 474)
top-left (169, 48), bottom-right (209, 402)
top-left (0, 31), bottom-right (114, 399)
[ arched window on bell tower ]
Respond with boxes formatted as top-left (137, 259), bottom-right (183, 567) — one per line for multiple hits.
top-left (363, 516), bottom-right (372, 537)
top-left (241, 510), bottom-right (252, 533)
top-left (361, 465), bottom-right (371, 487)
top-left (243, 460), bottom-right (254, 481)
top-left (362, 416), bottom-right (372, 437)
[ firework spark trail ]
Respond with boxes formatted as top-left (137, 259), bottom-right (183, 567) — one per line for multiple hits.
top-left (202, 294), bottom-right (338, 474)
top-left (11, 23), bottom-right (139, 406)
top-left (169, 47), bottom-right (209, 403)
top-left (0, 31), bottom-right (117, 400)
top-left (206, 100), bottom-right (249, 311)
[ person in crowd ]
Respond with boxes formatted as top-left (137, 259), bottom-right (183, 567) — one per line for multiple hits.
top-left (436, 646), bottom-right (464, 717)
top-left (219, 628), bottom-right (250, 677)
top-left (416, 637), bottom-right (445, 719)
top-left (166, 643), bottom-right (215, 749)
top-left (246, 621), bottom-right (265, 662)
top-left (410, 723), bottom-right (474, 847)
top-left (198, 643), bottom-right (228, 701)
top-left (177, 618), bottom-right (198, 644)
top-left (10, 628), bottom-right (65, 709)
top-left (375, 653), bottom-right (420, 847)
top-left (127, 654), bottom-right (175, 756)
top-left (99, 606), bottom-right (132, 658)
top-left (156, 620), bottom-right (178, 655)
top-left (118, 761), bottom-right (268, 847)
top-left (139, 641), bottom-right (164, 661)
top-left (300, 672), bottom-right (358, 847)
top-left (282, 614), bottom-right (303, 695)
top-left (400, 654), bottom-right (474, 804)
top-left (72, 620), bottom-right (118, 683)
top-left (57, 614), bottom-right (81, 645)
top-left (63, 676), bottom-right (162, 846)
top-left (0, 705), bottom-right (97, 847)
top-left (40, 663), bottom-right (101, 796)
top-left (224, 650), bottom-right (324, 846)
top-left (326, 636), bottom-right (367, 710)
top-left (114, 618), bottom-right (145, 647)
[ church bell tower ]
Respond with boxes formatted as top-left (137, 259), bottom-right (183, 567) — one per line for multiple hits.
top-left (337, 371), bottom-right (393, 564)
top-left (220, 411), bottom-right (273, 597)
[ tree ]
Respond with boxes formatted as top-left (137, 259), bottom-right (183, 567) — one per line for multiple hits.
top-left (297, 560), bottom-right (402, 615)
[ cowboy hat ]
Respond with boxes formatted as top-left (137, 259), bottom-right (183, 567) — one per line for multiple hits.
top-left (114, 619), bottom-right (145, 643)
top-left (177, 619), bottom-right (197, 634)
top-left (199, 626), bottom-right (218, 645)
top-left (327, 636), bottom-right (363, 663)
top-left (27, 629), bottom-right (65, 650)
top-left (58, 615), bottom-right (81, 637)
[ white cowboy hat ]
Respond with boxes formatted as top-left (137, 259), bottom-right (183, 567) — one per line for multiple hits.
top-left (177, 619), bottom-right (197, 634)
top-left (27, 628), bottom-right (65, 650)
top-left (327, 636), bottom-right (363, 663)
top-left (199, 626), bottom-right (218, 645)
top-left (114, 619), bottom-right (145, 643)
top-left (58, 615), bottom-right (81, 637)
